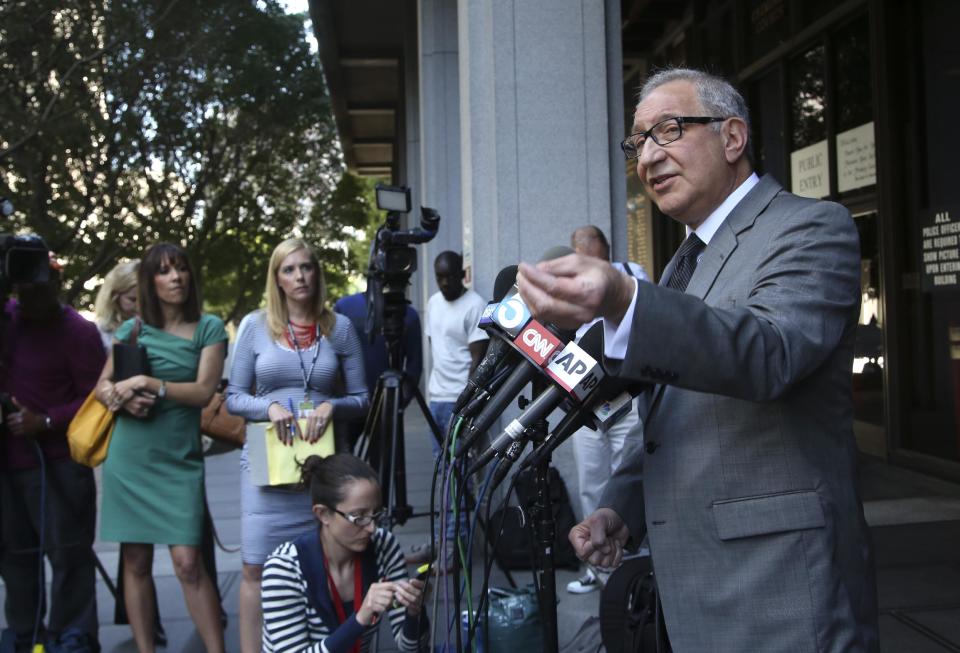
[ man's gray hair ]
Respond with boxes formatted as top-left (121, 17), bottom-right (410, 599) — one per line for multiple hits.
top-left (638, 68), bottom-right (752, 161)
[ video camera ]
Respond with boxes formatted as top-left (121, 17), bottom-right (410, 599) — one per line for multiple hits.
top-left (364, 184), bottom-right (440, 350)
top-left (0, 198), bottom-right (50, 294)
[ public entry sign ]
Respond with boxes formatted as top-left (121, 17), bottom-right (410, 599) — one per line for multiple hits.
top-left (920, 208), bottom-right (960, 292)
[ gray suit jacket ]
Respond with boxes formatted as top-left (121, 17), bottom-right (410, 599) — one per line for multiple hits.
top-left (601, 175), bottom-right (879, 652)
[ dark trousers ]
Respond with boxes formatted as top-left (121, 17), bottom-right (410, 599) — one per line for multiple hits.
top-left (0, 458), bottom-right (98, 642)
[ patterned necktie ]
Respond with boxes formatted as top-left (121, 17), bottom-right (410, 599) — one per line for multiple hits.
top-left (666, 233), bottom-right (706, 292)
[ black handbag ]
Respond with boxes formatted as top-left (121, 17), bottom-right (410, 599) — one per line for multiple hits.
top-left (487, 467), bottom-right (580, 570)
top-left (113, 318), bottom-right (150, 381)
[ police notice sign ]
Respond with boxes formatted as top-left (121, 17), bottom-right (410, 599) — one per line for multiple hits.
top-left (921, 208), bottom-right (960, 292)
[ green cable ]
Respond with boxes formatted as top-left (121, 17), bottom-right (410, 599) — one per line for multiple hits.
top-left (447, 418), bottom-right (476, 651)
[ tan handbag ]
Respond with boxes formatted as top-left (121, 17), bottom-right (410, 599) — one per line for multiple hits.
top-left (201, 391), bottom-right (245, 448)
top-left (67, 391), bottom-right (115, 467)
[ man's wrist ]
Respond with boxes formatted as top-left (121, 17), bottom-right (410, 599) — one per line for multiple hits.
top-left (601, 273), bottom-right (637, 323)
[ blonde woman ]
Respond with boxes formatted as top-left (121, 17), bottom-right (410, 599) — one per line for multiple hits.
top-left (93, 259), bottom-right (140, 350)
top-left (226, 238), bottom-right (369, 653)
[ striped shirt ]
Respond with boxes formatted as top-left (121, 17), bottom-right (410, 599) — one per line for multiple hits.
top-left (262, 528), bottom-right (428, 653)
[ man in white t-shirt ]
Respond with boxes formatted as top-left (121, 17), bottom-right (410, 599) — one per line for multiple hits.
top-left (566, 225), bottom-right (649, 594)
top-left (425, 251), bottom-right (489, 432)
top-left (413, 251), bottom-right (488, 564)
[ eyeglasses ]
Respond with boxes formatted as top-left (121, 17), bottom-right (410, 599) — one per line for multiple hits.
top-left (620, 116), bottom-right (728, 160)
top-left (333, 508), bottom-right (386, 528)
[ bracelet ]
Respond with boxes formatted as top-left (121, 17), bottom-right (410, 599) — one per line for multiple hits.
top-left (44, 415), bottom-right (52, 430)
top-left (157, 380), bottom-right (167, 399)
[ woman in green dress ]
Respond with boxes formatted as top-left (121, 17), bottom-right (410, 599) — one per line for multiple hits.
top-left (95, 243), bottom-right (227, 653)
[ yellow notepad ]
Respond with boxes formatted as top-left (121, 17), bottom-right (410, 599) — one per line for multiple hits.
top-left (246, 420), bottom-right (335, 486)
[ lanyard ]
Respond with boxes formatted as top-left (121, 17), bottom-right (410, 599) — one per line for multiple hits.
top-left (322, 549), bottom-right (364, 653)
top-left (287, 321), bottom-right (321, 394)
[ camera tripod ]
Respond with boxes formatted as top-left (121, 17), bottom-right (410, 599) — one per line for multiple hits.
top-left (357, 359), bottom-right (440, 526)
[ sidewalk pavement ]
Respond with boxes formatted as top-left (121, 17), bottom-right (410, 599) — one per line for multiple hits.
top-left (2, 409), bottom-right (960, 651)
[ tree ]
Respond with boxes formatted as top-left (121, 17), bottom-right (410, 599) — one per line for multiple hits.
top-left (0, 0), bottom-right (379, 320)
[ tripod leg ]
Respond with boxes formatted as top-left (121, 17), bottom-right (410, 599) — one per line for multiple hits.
top-left (380, 377), bottom-right (396, 518)
top-left (409, 382), bottom-right (443, 449)
top-left (383, 375), bottom-right (412, 525)
top-left (359, 377), bottom-right (386, 467)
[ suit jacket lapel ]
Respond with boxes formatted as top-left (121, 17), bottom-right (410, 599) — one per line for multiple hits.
top-left (686, 175), bottom-right (781, 299)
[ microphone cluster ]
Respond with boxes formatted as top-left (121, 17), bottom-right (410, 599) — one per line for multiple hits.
top-left (431, 248), bottom-right (646, 653)
top-left (451, 251), bottom-right (641, 476)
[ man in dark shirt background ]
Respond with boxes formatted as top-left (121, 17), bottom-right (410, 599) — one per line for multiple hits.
top-left (0, 260), bottom-right (104, 653)
top-left (334, 291), bottom-right (423, 451)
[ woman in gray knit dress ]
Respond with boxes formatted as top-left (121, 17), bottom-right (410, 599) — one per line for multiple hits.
top-left (226, 238), bottom-right (368, 653)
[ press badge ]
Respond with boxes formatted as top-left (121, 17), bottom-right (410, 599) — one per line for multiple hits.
top-left (298, 399), bottom-right (315, 418)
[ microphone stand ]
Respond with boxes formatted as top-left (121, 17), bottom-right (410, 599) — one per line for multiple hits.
top-left (526, 377), bottom-right (560, 653)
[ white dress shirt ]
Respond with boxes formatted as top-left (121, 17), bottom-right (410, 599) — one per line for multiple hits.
top-left (603, 173), bottom-right (760, 360)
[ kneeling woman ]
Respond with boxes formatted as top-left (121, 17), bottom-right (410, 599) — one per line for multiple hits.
top-left (261, 455), bottom-right (429, 653)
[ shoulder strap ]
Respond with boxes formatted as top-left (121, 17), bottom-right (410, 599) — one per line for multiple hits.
top-left (128, 318), bottom-right (142, 345)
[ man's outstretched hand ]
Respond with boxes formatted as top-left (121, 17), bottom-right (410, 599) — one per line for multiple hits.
top-left (569, 507), bottom-right (630, 569)
top-left (517, 254), bottom-right (634, 330)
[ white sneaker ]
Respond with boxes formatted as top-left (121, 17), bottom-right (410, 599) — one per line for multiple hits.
top-left (566, 567), bottom-right (600, 594)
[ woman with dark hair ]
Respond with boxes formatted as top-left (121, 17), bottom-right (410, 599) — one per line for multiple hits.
top-left (226, 237), bottom-right (369, 653)
top-left (95, 242), bottom-right (227, 653)
top-left (261, 454), bottom-right (428, 653)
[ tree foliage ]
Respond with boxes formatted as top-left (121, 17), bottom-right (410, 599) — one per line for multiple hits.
top-left (0, 0), bottom-right (379, 322)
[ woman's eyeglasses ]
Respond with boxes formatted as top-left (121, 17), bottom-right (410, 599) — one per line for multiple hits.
top-left (333, 508), bottom-right (386, 527)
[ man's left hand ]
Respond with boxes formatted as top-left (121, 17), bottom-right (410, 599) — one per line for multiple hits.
top-left (517, 254), bottom-right (635, 330)
top-left (5, 397), bottom-right (47, 437)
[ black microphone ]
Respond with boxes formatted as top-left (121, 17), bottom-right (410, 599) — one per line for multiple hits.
top-left (454, 360), bottom-right (540, 457)
top-left (453, 313), bottom-right (574, 457)
top-left (451, 247), bottom-right (575, 447)
top-left (469, 323), bottom-right (607, 473)
top-left (452, 266), bottom-right (519, 415)
top-left (489, 438), bottom-right (527, 494)
top-left (458, 361), bottom-right (514, 419)
top-left (517, 401), bottom-right (592, 472)
top-left (519, 375), bottom-right (649, 472)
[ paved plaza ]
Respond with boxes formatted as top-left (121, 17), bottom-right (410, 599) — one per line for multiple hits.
top-left (3, 409), bottom-right (960, 651)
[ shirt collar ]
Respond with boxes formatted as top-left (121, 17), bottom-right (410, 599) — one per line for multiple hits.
top-left (686, 173), bottom-right (760, 245)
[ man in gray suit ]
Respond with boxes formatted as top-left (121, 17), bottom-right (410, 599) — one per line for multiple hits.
top-left (517, 68), bottom-right (878, 651)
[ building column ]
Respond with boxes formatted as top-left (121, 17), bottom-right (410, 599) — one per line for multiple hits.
top-left (458, 0), bottom-right (625, 300)
top-left (417, 0), bottom-right (462, 304)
